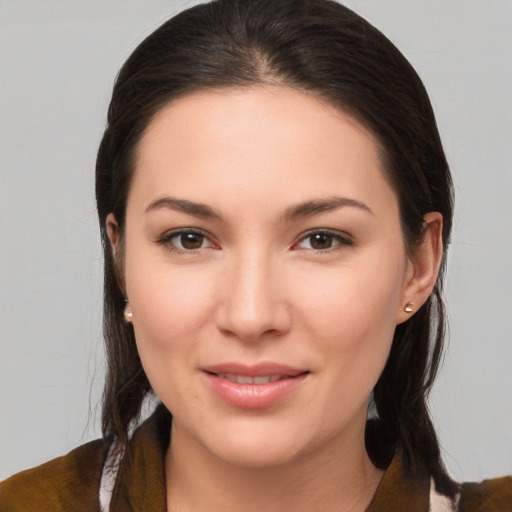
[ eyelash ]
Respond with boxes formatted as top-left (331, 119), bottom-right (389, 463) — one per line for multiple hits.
top-left (155, 228), bottom-right (216, 254)
top-left (155, 228), bottom-right (354, 254)
top-left (293, 229), bottom-right (354, 253)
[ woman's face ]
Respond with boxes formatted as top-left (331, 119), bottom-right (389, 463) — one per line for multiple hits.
top-left (115, 86), bottom-right (428, 467)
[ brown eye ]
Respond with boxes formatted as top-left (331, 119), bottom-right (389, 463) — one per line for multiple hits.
top-left (309, 233), bottom-right (334, 250)
top-left (294, 230), bottom-right (353, 252)
top-left (157, 229), bottom-right (215, 253)
top-left (180, 232), bottom-right (205, 250)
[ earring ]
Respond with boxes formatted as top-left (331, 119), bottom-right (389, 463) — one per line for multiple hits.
top-left (124, 302), bottom-right (133, 323)
top-left (404, 301), bottom-right (414, 313)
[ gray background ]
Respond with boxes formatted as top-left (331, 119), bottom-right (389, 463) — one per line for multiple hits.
top-left (1, 0), bottom-right (511, 481)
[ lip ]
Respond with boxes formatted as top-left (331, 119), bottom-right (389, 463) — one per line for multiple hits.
top-left (202, 362), bottom-right (309, 409)
top-left (203, 362), bottom-right (307, 377)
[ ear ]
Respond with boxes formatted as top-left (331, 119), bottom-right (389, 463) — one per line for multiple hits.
top-left (106, 213), bottom-right (121, 256)
top-left (106, 213), bottom-right (126, 295)
top-left (396, 212), bottom-right (443, 324)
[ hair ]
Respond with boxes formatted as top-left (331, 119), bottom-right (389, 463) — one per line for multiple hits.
top-left (96, 0), bottom-right (456, 495)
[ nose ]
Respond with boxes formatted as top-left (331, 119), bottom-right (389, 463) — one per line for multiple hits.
top-left (215, 251), bottom-right (291, 342)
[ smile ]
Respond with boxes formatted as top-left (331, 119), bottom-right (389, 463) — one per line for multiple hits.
top-left (202, 364), bottom-right (309, 409)
top-left (214, 373), bottom-right (285, 384)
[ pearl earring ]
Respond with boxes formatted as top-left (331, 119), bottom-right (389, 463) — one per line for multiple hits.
top-left (404, 301), bottom-right (414, 313)
top-left (124, 302), bottom-right (133, 323)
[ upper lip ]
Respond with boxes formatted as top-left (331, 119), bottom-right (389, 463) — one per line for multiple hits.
top-left (202, 362), bottom-right (308, 377)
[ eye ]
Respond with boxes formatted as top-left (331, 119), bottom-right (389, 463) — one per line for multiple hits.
top-left (157, 229), bottom-right (217, 253)
top-left (294, 230), bottom-right (353, 252)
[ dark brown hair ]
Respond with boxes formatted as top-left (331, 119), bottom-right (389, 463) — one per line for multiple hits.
top-left (96, 0), bottom-right (456, 494)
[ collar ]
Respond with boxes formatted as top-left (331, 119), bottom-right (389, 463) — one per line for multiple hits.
top-left (109, 403), bottom-right (170, 511)
top-left (366, 449), bottom-right (430, 512)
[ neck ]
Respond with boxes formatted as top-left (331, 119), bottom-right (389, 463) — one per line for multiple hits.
top-left (165, 414), bottom-right (384, 512)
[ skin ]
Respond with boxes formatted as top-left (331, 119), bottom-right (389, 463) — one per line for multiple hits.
top-left (107, 86), bottom-right (443, 512)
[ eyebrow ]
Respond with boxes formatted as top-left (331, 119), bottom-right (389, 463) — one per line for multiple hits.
top-left (145, 197), bottom-right (223, 220)
top-left (282, 196), bottom-right (373, 221)
top-left (145, 195), bottom-right (372, 221)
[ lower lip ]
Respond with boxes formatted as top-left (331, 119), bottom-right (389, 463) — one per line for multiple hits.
top-left (204, 372), bottom-right (308, 409)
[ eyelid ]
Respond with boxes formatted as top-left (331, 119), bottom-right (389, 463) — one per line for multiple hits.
top-left (154, 227), bottom-right (353, 254)
top-left (155, 227), bottom-right (219, 253)
top-left (292, 228), bottom-right (354, 252)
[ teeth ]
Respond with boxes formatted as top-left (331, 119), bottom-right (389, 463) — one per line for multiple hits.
top-left (216, 373), bottom-right (237, 383)
top-left (253, 376), bottom-right (271, 384)
top-left (215, 373), bottom-right (283, 384)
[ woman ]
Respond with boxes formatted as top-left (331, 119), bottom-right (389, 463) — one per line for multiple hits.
top-left (1, 0), bottom-right (510, 510)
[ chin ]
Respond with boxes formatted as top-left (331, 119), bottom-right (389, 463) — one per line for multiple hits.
top-left (183, 414), bottom-right (302, 468)
top-left (210, 438), bottom-right (301, 469)
top-left (201, 415), bottom-right (337, 470)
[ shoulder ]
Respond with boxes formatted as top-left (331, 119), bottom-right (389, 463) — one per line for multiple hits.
top-left (0, 438), bottom-right (109, 512)
top-left (429, 475), bottom-right (512, 512)
top-left (457, 476), bottom-right (512, 512)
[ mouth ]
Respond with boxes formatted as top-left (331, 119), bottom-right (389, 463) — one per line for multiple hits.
top-left (206, 372), bottom-right (307, 384)
top-left (214, 373), bottom-right (285, 384)
top-left (202, 363), bottom-right (309, 409)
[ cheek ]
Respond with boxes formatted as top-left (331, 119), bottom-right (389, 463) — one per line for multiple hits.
top-left (124, 248), bottom-right (218, 370)
top-left (134, 274), bottom-right (212, 334)
top-left (126, 265), bottom-right (218, 409)
top-left (294, 257), bottom-right (404, 340)
top-left (290, 252), bottom-right (406, 381)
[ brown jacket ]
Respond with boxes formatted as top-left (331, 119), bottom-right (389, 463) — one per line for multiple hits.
top-left (1, 405), bottom-right (510, 511)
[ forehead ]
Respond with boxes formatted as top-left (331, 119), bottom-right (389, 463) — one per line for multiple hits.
top-left (130, 86), bottom-right (397, 217)
top-left (138, 86), bottom-right (378, 158)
